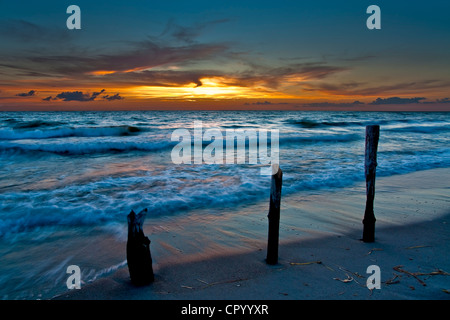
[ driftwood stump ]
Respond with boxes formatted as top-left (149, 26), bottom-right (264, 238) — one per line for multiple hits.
top-left (266, 164), bottom-right (283, 265)
top-left (127, 208), bottom-right (154, 285)
top-left (362, 125), bottom-right (380, 243)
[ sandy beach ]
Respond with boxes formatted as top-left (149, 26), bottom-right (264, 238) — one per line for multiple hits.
top-left (53, 167), bottom-right (450, 300)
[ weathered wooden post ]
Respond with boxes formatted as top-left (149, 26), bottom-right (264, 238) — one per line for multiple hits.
top-left (266, 164), bottom-right (283, 265)
top-left (127, 208), bottom-right (154, 285)
top-left (362, 125), bottom-right (380, 243)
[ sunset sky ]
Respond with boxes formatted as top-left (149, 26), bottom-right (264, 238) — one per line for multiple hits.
top-left (1, 0), bottom-right (450, 110)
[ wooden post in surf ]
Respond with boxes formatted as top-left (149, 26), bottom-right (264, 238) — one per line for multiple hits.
top-left (362, 125), bottom-right (380, 243)
top-left (266, 164), bottom-right (283, 265)
top-left (127, 208), bottom-right (154, 285)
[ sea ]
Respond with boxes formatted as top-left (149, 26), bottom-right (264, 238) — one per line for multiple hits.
top-left (0, 110), bottom-right (449, 299)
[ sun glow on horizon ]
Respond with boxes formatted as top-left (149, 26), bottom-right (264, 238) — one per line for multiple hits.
top-left (130, 77), bottom-right (295, 100)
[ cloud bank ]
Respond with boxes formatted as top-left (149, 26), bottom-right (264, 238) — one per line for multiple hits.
top-left (16, 90), bottom-right (36, 97)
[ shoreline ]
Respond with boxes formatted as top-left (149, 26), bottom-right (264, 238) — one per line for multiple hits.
top-left (54, 167), bottom-right (450, 300)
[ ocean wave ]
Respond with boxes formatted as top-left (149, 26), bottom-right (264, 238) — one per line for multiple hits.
top-left (279, 133), bottom-right (360, 144)
top-left (283, 117), bottom-right (439, 129)
top-left (0, 170), bottom-right (267, 238)
top-left (0, 147), bottom-right (449, 239)
top-left (0, 139), bottom-right (173, 155)
top-left (0, 118), bottom-right (68, 129)
top-left (285, 119), bottom-right (364, 128)
top-left (0, 131), bottom-right (360, 156)
top-left (384, 124), bottom-right (450, 134)
top-left (0, 125), bottom-right (142, 140)
top-left (195, 132), bottom-right (360, 147)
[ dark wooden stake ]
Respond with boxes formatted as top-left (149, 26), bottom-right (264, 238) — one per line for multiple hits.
top-left (266, 164), bottom-right (283, 265)
top-left (362, 125), bottom-right (380, 243)
top-left (127, 208), bottom-right (154, 285)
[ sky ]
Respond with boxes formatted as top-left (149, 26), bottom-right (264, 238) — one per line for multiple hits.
top-left (0, 0), bottom-right (449, 111)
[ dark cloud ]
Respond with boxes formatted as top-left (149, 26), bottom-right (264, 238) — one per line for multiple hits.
top-left (303, 80), bottom-right (450, 97)
top-left (369, 97), bottom-right (426, 105)
top-left (29, 40), bottom-right (229, 76)
top-left (299, 97), bottom-right (450, 108)
top-left (102, 93), bottom-right (124, 101)
top-left (55, 91), bottom-right (92, 102)
top-left (244, 101), bottom-right (290, 106)
top-left (302, 81), bottom-right (365, 93)
top-left (216, 62), bottom-right (347, 90)
top-left (245, 101), bottom-right (273, 105)
top-left (290, 63), bottom-right (347, 80)
top-left (435, 97), bottom-right (450, 104)
top-left (301, 97), bottom-right (441, 108)
top-left (46, 90), bottom-right (123, 102)
top-left (90, 89), bottom-right (106, 100)
top-left (54, 89), bottom-right (105, 102)
top-left (100, 69), bottom-right (215, 88)
top-left (301, 101), bottom-right (364, 108)
top-left (16, 90), bottom-right (36, 97)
